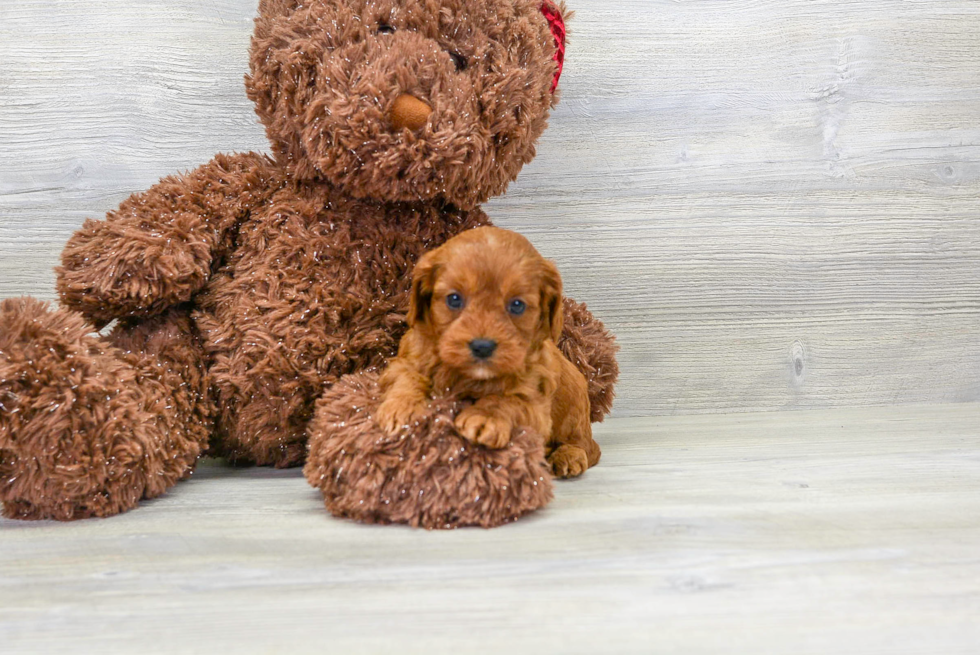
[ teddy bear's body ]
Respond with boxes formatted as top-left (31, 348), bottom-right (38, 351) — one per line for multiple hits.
top-left (187, 161), bottom-right (490, 466)
top-left (0, 0), bottom-right (617, 521)
top-left (56, 150), bottom-right (492, 469)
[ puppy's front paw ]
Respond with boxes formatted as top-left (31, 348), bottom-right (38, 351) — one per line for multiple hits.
top-left (548, 444), bottom-right (590, 478)
top-left (455, 406), bottom-right (512, 449)
top-left (375, 395), bottom-right (427, 435)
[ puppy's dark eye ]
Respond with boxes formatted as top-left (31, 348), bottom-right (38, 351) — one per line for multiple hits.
top-left (507, 299), bottom-right (526, 316)
top-left (378, 23), bottom-right (396, 34)
top-left (446, 293), bottom-right (465, 310)
top-left (448, 51), bottom-right (467, 72)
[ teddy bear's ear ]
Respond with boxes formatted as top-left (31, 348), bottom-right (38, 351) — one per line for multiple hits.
top-left (257, 0), bottom-right (303, 17)
top-left (540, 1), bottom-right (568, 94)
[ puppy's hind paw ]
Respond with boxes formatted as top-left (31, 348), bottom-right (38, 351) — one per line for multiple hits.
top-left (548, 444), bottom-right (590, 478)
top-left (454, 406), bottom-right (512, 449)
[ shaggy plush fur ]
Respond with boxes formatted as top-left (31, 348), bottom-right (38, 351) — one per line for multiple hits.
top-left (248, 0), bottom-right (564, 208)
top-left (305, 371), bottom-right (553, 529)
top-left (0, 0), bottom-right (618, 521)
top-left (0, 298), bottom-right (210, 520)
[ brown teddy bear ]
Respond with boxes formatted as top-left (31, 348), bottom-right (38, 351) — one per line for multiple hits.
top-left (0, 0), bottom-right (618, 522)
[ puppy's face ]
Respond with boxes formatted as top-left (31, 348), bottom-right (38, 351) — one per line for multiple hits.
top-left (409, 227), bottom-right (563, 382)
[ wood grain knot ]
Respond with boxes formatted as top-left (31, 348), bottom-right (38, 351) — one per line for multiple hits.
top-left (790, 340), bottom-right (807, 384)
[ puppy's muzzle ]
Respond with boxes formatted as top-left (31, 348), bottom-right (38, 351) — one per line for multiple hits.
top-left (468, 338), bottom-right (497, 360)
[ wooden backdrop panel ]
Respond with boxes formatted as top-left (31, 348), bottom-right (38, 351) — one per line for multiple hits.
top-left (1, 0), bottom-right (978, 415)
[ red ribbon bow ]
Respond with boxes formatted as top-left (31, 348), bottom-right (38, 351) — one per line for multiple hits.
top-left (540, 1), bottom-right (566, 93)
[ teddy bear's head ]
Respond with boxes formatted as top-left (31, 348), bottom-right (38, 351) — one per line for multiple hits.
top-left (246, 0), bottom-right (567, 210)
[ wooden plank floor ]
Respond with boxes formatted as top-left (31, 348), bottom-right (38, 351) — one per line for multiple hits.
top-left (2, 403), bottom-right (979, 654)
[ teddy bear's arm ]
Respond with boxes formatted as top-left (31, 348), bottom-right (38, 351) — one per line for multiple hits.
top-left (558, 298), bottom-right (620, 422)
top-left (56, 152), bottom-right (277, 326)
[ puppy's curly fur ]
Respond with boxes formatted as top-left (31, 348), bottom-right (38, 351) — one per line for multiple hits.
top-left (377, 227), bottom-right (599, 478)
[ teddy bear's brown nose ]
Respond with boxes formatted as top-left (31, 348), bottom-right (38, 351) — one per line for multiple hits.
top-left (389, 94), bottom-right (432, 131)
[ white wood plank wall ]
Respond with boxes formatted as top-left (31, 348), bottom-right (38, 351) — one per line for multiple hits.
top-left (1, 0), bottom-right (978, 416)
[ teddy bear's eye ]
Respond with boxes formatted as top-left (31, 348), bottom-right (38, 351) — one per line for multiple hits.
top-left (377, 23), bottom-right (396, 34)
top-left (448, 51), bottom-right (467, 72)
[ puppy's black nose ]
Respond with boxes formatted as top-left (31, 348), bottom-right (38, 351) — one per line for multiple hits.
top-left (468, 338), bottom-right (497, 360)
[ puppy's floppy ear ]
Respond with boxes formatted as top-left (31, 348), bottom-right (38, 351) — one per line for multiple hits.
top-left (538, 258), bottom-right (564, 342)
top-left (407, 250), bottom-right (439, 328)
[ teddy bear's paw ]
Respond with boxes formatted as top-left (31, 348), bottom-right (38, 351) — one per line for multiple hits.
top-left (0, 297), bottom-right (91, 454)
top-left (548, 444), bottom-right (590, 479)
top-left (58, 218), bottom-right (209, 325)
top-left (0, 298), bottom-right (205, 520)
top-left (0, 299), bottom-right (138, 520)
top-left (305, 371), bottom-right (555, 529)
top-left (454, 406), bottom-right (513, 450)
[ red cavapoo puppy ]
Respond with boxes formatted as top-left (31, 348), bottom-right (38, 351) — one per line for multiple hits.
top-left (376, 226), bottom-right (600, 478)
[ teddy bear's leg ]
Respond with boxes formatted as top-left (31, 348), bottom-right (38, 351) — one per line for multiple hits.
top-left (557, 298), bottom-right (621, 422)
top-left (0, 298), bottom-right (212, 520)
